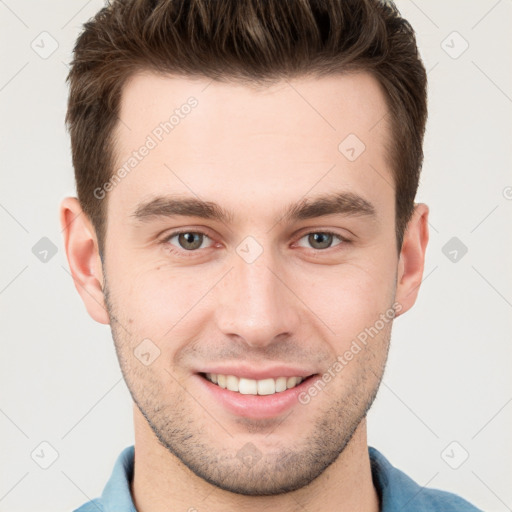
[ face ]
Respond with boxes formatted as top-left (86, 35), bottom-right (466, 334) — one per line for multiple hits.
top-left (93, 71), bottom-right (412, 494)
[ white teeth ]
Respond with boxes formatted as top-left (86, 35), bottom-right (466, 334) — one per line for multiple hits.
top-left (257, 378), bottom-right (275, 395)
top-left (217, 374), bottom-right (227, 389)
top-left (239, 378), bottom-right (258, 395)
top-left (205, 373), bottom-right (307, 395)
top-left (226, 375), bottom-right (239, 392)
top-left (275, 376), bottom-right (287, 392)
top-left (287, 376), bottom-right (297, 388)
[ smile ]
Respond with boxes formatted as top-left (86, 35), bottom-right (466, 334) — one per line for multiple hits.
top-left (203, 373), bottom-right (306, 395)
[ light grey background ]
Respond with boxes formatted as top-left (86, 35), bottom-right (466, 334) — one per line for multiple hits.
top-left (1, 1), bottom-right (511, 511)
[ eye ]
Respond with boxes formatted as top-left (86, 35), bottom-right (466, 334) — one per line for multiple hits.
top-left (165, 231), bottom-right (214, 251)
top-left (296, 231), bottom-right (345, 250)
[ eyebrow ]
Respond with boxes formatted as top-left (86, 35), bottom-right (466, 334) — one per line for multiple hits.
top-left (131, 191), bottom-right (377, 225)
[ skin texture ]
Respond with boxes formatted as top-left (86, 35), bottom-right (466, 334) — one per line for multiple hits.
top-left (61, 71), bottom-right (429, 512)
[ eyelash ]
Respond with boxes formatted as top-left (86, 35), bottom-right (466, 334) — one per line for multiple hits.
top-left (160, 229), bottom-right (350, 256)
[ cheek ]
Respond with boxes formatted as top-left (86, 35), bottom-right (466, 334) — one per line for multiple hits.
top-left (110, 264), bottom-right (215, 339)
top-left (295, 257), bottom-right (396, 341)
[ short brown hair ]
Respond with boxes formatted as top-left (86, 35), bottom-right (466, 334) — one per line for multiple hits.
top-left (66, 0), bottom-right (427, 255)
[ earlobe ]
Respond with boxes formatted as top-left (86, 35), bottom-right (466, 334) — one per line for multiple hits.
top-left (394, 203), bottom-right (430, 318)
top-left (59, 197), bottom-right (110, 325)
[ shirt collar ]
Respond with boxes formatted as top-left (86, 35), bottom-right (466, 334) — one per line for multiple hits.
top-left (100, 445), bottom-right (137, 512)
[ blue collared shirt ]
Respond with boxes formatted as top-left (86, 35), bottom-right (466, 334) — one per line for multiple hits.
top-left (73, 445), bottom-right (482, 511)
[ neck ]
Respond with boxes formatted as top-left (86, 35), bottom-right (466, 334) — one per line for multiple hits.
top-left (131, 406), bottom-right (379, 512)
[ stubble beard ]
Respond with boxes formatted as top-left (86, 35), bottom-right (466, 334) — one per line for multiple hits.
top-left (103, 277), bottom-right (391, 496)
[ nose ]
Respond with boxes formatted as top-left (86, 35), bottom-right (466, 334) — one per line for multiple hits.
top-left (214, 244), bottom-right (302, 349)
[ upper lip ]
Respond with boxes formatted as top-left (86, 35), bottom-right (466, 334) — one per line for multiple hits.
top-left (198, 365), bottom-right (317, 380)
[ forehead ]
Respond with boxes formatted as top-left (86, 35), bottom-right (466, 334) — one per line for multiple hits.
top-left (110, 71), bottom-right (393, 221)
top-left (116, 71), bottom-right (390, 145)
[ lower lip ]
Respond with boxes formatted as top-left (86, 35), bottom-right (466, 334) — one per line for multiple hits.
top-left (195, 374), bottom-right (317, 419)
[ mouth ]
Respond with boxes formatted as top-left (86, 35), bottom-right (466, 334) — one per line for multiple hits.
top-left (196, 370), bottom-right (319, 419)
top-left (199, 372), bottom-right (314, 396)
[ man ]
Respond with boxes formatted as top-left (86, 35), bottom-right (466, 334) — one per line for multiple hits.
top-left (60, 0), bottom-right (481, 510)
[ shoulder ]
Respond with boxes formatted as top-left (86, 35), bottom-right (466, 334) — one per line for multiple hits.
top-left (72, 498), bottom-right (104, 512)
top-left (411, 488), bottom-right (483, 511)
top-left (71, 445), bottom-right (136, 512)
top-left (369, 446), bottom-right (483, 512)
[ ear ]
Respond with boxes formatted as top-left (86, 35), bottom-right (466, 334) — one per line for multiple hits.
top-left (60, 197), bottom-right (110, 324)
top-left (394, 203), bottom-right (429, 318)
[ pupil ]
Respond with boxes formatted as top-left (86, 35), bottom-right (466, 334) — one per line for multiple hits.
top-left (310, 233), bottom-right (332, 249)
top-left (180, 232), bottom-right (202, 250)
